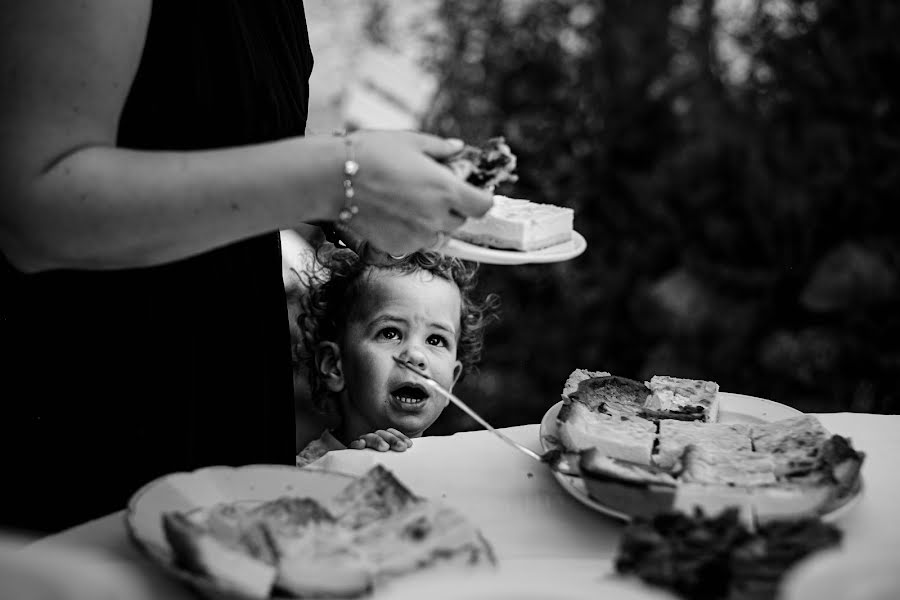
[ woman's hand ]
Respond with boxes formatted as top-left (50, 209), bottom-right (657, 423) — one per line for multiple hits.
top-left (348, 428), bottom-right (414, 452)
top-left (333, 130), bottom-right (494, 258)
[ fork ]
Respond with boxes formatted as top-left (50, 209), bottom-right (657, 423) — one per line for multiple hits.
top-left (392, 356), bottom-right (580, 475)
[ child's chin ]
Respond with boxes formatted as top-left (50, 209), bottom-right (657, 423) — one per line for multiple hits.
top-left (388, 415), bottom-right (434, 438)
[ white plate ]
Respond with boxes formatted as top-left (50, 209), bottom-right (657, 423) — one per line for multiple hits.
top-left (126, 465), bottom-right (357, 600)
top-left (539, 394), bottom-right (863, 522)
top-left (442, 231), bottom-right (586, 265)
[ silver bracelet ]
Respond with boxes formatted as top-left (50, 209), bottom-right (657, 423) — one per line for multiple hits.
top-left (334, 130), bottom-right (359, 224)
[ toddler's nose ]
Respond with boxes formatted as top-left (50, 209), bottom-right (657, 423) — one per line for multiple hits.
top-left (400, 347), bottom-right (427, 369)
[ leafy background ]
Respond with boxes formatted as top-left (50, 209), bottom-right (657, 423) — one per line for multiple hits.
top-left (405, 0), bottom-right (900, 433)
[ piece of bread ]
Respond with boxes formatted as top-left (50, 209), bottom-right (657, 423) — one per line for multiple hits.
top-left (643, 375), bottom-right (720, 422)
top-left (654, 419), bottom-right (752, 471)
top-left (453, 195), bottom-right (574, 252)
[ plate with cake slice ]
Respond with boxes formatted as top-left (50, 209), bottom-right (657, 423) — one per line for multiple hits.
top-left (539, 370), bottom-right (865, 525)
top-left (444, 195), bottom-right (586, 265)
top-left (126, 464), bottom-right (495, 600)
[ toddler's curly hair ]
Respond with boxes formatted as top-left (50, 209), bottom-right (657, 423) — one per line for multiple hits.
top-left (295, 246), bottom-right (500, 412)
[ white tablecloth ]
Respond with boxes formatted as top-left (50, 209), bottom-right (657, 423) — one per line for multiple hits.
top-left (19, 413), bottom-right (900, 599)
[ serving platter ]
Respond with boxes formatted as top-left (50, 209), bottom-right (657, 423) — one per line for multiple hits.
top-left (539, 394), bottom-right (863, 523)
top-left (442, 231), bottom-right (586, 265)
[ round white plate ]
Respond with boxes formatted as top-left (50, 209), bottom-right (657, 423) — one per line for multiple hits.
top-left (442, 231), bottom-right (586, 265)
top-left (125, 465), bottom-right (356, 600)
top-left (539, 395), bottom-right (863, 522)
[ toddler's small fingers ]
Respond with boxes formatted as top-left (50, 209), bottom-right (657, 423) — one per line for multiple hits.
top-left (385, 428), bottom-right (413, 449)
top-left (376, 429), bottom-right (408, 451)
top-left (362, 434), bottom-right (390, 451)
top-left (349, 439), bottom-right (365, 450)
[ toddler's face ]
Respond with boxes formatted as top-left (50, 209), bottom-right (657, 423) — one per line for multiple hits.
top-left (338, 269), bottom-right (463, 439)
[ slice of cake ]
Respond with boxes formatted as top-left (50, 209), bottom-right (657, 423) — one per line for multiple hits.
top-left (453, 195), bottom-right (574, 251)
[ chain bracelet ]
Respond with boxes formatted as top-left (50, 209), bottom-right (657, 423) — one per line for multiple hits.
top-left (334, 129), bottom-right (359, 224)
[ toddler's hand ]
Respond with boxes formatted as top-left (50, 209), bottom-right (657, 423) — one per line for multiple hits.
top-left (348, 428), bottom-right (413, 452)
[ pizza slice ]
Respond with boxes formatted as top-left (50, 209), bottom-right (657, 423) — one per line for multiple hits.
top-left (445, 136), bottom-right (518, 190)
top-left (641, 375), bottom-right (720, 422)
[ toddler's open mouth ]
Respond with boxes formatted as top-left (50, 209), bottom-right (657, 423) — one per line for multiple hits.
top-left (391, 383), bottom-right (430, 406)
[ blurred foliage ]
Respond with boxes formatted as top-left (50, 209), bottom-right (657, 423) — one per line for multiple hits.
top-left (421, 0), bottom-right (900, 433)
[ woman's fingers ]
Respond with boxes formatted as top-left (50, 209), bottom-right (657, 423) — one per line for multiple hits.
top-left (412, 132), bottom-right (466, 161)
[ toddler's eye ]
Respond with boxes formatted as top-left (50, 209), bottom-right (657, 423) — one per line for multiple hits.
top-left (427, 334), bottom-right (449, 347)
top-left (378, 327), bottom-right (401, 341)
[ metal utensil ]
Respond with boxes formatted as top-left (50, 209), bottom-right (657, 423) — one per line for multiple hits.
top-left (392, 356), bottom-right (580, 475)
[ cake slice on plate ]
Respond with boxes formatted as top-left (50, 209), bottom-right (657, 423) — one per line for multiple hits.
top-left (453, 195), bottom-right (574, 252)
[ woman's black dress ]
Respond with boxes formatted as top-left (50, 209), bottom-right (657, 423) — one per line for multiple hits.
top-left (0, 0), bottom-right (313, 534)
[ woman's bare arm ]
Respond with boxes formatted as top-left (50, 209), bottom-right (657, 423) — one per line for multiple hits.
top-left (0, 1), bottom-right (492, 272)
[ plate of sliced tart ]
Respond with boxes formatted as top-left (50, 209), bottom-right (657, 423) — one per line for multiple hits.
top-left (126, 464), bottom-right (495, 600)
top-left (539, 370), bottom-right (865, 524)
